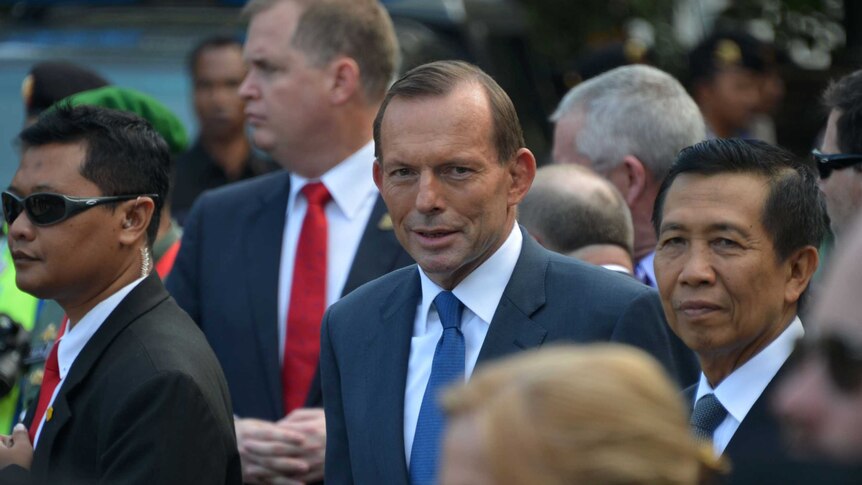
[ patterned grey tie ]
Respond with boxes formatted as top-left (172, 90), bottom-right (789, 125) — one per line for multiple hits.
top-left (690, 393), bottom-right (728, 441)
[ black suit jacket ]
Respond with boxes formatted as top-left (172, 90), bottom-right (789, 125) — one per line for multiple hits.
top-left (0, 274), bottom-right (241, 484)
top-left (685, 360), bottom-right (862, 485)
top-left (321, 229), bottom-right (699, 484)
top-left (166, 170), bottom-right (412, 420)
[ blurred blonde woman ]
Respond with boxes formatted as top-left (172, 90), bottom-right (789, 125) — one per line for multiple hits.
top-left (440, 344), bottom-right (724, 485)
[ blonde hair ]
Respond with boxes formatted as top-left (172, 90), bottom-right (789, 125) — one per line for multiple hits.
top-left (443, 345), bottom-right (723, 485)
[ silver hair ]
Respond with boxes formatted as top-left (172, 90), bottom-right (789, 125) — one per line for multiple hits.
top-left (551, 65), bottom-right (705, 182)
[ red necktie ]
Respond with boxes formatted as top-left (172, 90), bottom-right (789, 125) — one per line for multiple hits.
top-left (283, 182), bottom-right (331, 413)
top-left (29, 340), bottom-right (61, 444)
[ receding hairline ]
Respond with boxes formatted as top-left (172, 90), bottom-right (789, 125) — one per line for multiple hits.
top-left (378, 79), bottom-right (499, 155)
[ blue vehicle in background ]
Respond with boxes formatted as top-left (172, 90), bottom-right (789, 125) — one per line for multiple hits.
top-left (0, 0), bottom-right (556, 186)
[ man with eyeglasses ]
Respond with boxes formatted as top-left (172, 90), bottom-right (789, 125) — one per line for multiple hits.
top-left (814, 69), bottom-right (862, 241)
top-left (653, 138), bottom-right (858, 484)
top-left (775, 215), bottom-right (862, 463)
top-left (0, 105), bottom-right (241, 484)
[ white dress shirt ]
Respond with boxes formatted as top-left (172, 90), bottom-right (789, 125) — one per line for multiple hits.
top-left (277, 141), bottom-right (378, 360)
top-left (403, 224), bottom-right (522, 464)
top-left (32, 276), bottom-right (145, 448)
top-left (694, 316), bottom-right (804, 456)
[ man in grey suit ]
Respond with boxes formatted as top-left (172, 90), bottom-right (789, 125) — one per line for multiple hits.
top-left (320, 60), bottom-right (698, 485)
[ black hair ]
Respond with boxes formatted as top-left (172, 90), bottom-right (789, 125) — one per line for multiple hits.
top-left (188, 35), bottom-right (244, 78)
top-left (18, 104), bottom-right (170, 246)
top-left (823, 70), bottom-right (862, 154)
top-left (653, 138), bottom-right (829, 263)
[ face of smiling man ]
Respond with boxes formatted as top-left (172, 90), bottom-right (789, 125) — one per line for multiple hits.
top-left (373, 81), bottom-right (535, 290)
top-left (654, 172), bottom-right (810, 384)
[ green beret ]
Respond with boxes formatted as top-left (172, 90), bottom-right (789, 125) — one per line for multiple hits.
top-left (61, 86), bottom-right (189, 155)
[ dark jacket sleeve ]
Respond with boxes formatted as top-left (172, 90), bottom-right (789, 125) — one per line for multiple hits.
top-left (165, 197), bottom-right (205, 325)
top-left (100, 371), bottom-right (242, 484)
top-left (0, 464), bottom-right (29, 484)
top-left (609, 288), bottom-right (700, 389)
top-left (320, 309), bottom-right (354, 485)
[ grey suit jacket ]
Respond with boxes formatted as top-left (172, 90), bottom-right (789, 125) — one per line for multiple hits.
top-left (321, 227), bottom-right (698, 484)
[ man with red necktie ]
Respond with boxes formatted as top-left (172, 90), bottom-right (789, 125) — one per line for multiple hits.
top-left (0, 105), bottom-right (240, 484)
top-left (166, 0), bottom-right (412, 482)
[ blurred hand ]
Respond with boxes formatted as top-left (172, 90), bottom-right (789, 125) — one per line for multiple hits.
top-left (277, 408), bottom-right (326, 483)
top-left (0, 424), bottom-right (33, 470)
top-left (235, 417), bottom-right (309, 484)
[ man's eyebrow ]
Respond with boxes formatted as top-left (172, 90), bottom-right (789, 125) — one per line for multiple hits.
top-left (707, 223), bottom-right (751, 237)
top-left (658, 221), bottom-right (751, 236)
top-left (658, 222), bottom-right (685, 234)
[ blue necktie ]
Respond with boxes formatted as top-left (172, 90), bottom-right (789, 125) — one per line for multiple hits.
top-left (409, 291), bottom-right (465, 485)
top-left (690, 393), bottom-right (728, 442)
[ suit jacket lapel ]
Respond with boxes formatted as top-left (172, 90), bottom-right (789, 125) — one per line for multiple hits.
top-left (243, 172), bottom-right (291, 418)
top-left (30, 274), bottom-right (167, 472)
top-left (341, 195), bottom-right (403, 296)
top-left (366, 267), bottom-right (418, 483)
top-left (477, 228), bottom-right (548, 365)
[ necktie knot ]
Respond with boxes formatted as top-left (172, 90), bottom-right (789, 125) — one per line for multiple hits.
top-left (690, 393), bottom-right (728, 441)
top-left (434, 291), bottom-right (463, 330)
top-left (301, 182), bottom-right (331, 207)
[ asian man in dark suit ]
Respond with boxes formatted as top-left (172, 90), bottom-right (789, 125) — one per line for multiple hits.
top-left (166, 0), bottom-right (411, 482)
top-left (0, 105), bottom-right (240, 484)
top-left (654, 138), bottom-right (859, 484)
top-left (320, 60), bottom-right (698, 485)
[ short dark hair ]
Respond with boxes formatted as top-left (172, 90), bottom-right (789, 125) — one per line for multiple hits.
top-left (188, 35), bottom-right (243, 79)
top-left (243, 0), bottom-right (398, 103)
top-left (374, 60), bottom-right (524, 163)
top-left (519, 164), bottom-right (633, 255)
top-left (18, 105), bottom-right (170, 246)
top-left (653, 138), bottom-right (829, 264)
top-left (822, 69), bottom-right (862, 154)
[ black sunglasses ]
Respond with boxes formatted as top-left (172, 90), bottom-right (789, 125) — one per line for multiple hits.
top-left (811, 149), bottom-right (862, 179)
top-left (791, 333), bottom-right (862, 393)
top-left (2, 191), bottom-right (158, 227)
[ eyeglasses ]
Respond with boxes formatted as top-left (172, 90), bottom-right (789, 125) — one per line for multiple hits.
top-left (791, 333), bottom-right (862, 393)
top-left (1, 191), bottom-right (158, 227)
top-left (811, 149), bottom-right (862, 179)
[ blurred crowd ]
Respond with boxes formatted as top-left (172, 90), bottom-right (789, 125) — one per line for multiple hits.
top-left (1, 0), bottom-right (862, 484)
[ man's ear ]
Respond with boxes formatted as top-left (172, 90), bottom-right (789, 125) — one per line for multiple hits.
top-left (118, 196), bottom-right (155, 246)
top-left (785, 245), bottom-right (819, 305)
top-left (373, 159), bottom-right (384, 191)
top-left (613, 155), bottom-right (647, 206)
top-left (327, 57), bottom-right (361, 105)
top-left (508, 148), bottom-right (537, 206)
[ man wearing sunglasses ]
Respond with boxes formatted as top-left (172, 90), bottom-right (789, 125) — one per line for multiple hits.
top-left (653, 138), bottom-right (857, 483)
top-left (775, 216), bottom-right (862, 463)
top-left (0, 105), bottom-right (241, 484)
top-left (815, 69), bottom-right (862, 241)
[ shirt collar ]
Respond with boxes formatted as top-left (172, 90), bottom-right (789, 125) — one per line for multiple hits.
top-left (634, 250), bottom-right (656, 286)
top-left (418, 224), bottom-right (522, 330)
top-left (57, 276), bottom-right (146, 379)
top-left (288, 140), bottom-right (376, 220)
top-left (695, 316), bottom-right (804, 422)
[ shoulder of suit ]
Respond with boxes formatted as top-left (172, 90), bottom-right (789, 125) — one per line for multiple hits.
top-left (543, 251), bottom-right (655, 300)
top-left (195, 170), bottom-right (289, 210)
top-left (330, 264), bottom-right (417, 311)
